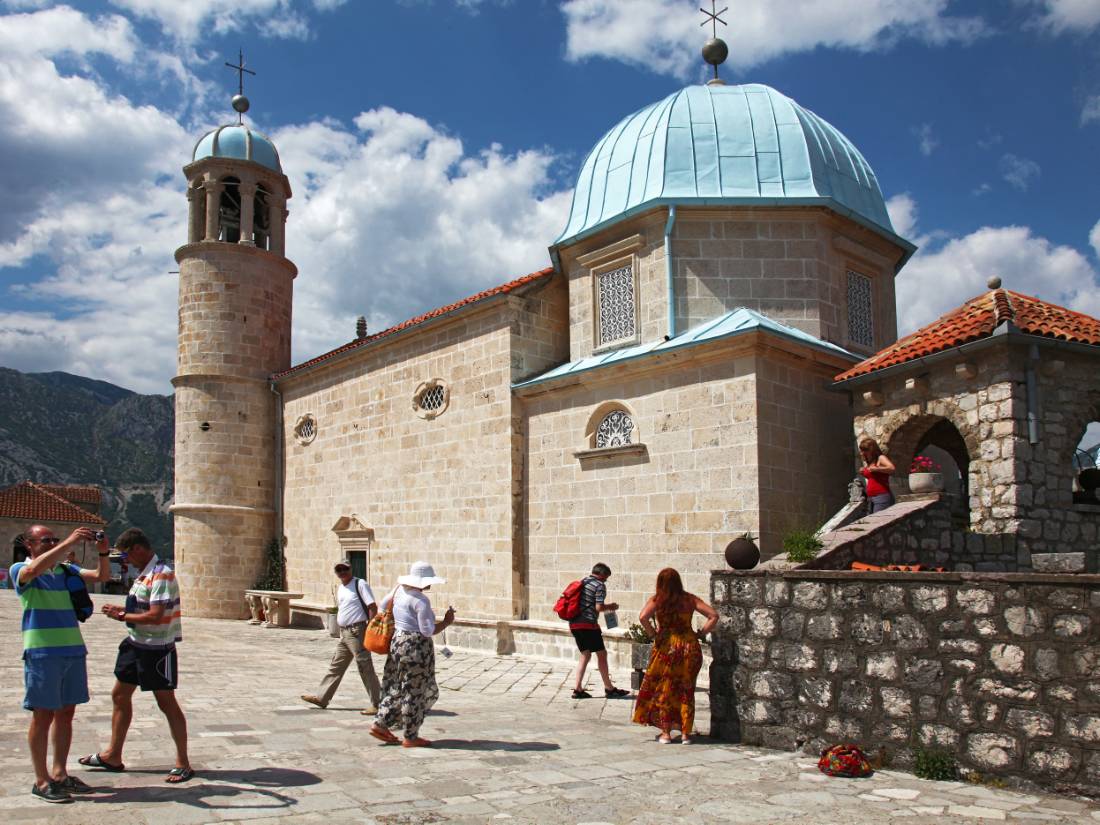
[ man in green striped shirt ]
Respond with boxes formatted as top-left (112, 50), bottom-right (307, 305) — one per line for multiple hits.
top-left (12, 525), bottom-right (110, 804)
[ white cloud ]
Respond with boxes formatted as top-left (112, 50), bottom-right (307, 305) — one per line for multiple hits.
top-left (913, 123), bottom-right (939, 156)
top-left (108, 0), bottom-right (340, 43)
top-left (1090, 219), bottom-right (1100, 259)
top-left (1083, 95), bottom-right (1100, 125)
top-left (972, 183), bottom-right (993, 197)
top-left (561, 0), bottom-right (986, 77)
top-left (276, 107), bottom-right (570, 362)
top-left (886, 193), bottom-right (919, 240)
top-left (1029, 0), bottom-right (1100, 32)
top-left (895, 212), bottom-right (1100, 336)
top-left (999, 153), bottom-right (1041, 192)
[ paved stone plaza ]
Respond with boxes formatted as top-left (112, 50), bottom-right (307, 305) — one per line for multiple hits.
top-left (1, 592), bottom-right (1098, 824)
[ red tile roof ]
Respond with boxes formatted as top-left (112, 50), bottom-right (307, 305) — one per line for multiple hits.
top-left (40, 485), bottom-right (101, 506)
top-left (274, 267), bottom-right (555, 380)
top-left (0, 482), bottom-right (107, 525)
top-left (836, 289), bottom-right (1100, 382)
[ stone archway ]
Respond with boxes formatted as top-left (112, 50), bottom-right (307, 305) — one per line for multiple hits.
top-left (882, 406), bottom-right (979, 502)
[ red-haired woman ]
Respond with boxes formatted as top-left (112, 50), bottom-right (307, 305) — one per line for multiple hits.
top-left (859, 437), bottom-right (896, 513)
top-left (632, 568), bottom-right (718, 744)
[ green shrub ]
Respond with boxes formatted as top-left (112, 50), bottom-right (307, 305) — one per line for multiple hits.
top-left (626, 622), bottom-right (650, 644)
top-left (782, 529), bottom-right (823, 563)
top-left (914, 747), bottom-right (957, 781)
top-left (253, 538), bottom-right (285, 591)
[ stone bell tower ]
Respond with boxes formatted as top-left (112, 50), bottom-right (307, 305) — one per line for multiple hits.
top-left (171, 76), bottom-right (295, 619)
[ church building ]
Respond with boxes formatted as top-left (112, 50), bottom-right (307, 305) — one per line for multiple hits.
top-left (171, 39), bottom-right (920, 654)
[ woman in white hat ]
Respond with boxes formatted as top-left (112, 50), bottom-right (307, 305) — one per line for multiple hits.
top-left (369, 561), bottom-right (455, 747)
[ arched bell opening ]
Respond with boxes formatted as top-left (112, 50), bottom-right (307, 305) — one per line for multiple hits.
top-left (218, 176), bottom-right (242, 243)
top-left (253, 185), bottom-right (271, 250)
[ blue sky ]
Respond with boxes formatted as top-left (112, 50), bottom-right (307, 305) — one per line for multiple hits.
top-left (0, 0), bottom-right (1098, 399)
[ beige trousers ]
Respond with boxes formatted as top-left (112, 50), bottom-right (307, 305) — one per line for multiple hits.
top-left (316, 622), bottom-right (381, 706)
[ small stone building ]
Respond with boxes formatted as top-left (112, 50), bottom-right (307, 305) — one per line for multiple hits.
top-left (832, 282), bottom-right (1100, 573)
top-left (0, 482), bottom-right (105, 566)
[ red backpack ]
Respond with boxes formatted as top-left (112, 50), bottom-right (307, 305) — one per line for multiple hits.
top-left (554, 579), bottom-right (585, 620)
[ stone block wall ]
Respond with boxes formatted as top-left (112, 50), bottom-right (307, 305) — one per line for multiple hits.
top-left (556, 206), bottom-right (905, 364)
top-left (278, 301), bottom-right (522, 620)
top-left (710, 569), bottom-right (1100, 795)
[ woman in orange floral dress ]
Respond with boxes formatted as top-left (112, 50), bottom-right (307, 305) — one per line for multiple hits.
top-left (632, 568), bottom-right (718, 744)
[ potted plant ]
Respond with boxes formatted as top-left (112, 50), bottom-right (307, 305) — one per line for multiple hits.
top-left (909, 455), bottom-right (944, 493)
top-left (724, 532), bottom-right (760, 570)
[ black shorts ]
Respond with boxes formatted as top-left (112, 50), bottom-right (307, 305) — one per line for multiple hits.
top-left (114, 639), bottom-right (178, 692)
top-left (571, 628), bottom-right (605, 653)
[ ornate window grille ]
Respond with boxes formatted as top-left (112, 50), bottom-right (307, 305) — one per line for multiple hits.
top-left (595, 410), bottom-right (634, 448)
top-left (847, 270), bottom-right (874, 348)
top-left (418, 385), bottom-right (445, 412)
top-left (597, 264), bottom-right (636, 347)
top-left (294, 414), bottom-right (317, 444)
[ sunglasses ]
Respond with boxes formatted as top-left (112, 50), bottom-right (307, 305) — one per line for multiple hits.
top-left (31, 537), bottom-right (61, 546)
top-left (334, 567), bottom-right (351, 573)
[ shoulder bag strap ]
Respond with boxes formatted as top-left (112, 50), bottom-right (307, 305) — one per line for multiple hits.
top-left (352, 577), bottom-right (371, 617)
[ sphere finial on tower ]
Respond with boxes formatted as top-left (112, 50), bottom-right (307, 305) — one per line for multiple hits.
top-left (225, 49), bottom-right (256, 125)
top-left (987, 275), bottom-right (1002, 290)
top-left (700, 1), bottom-right (729, 85)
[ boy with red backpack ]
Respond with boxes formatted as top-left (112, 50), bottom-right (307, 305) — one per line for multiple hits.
top-left (558, 563), bottom-right (629, 700)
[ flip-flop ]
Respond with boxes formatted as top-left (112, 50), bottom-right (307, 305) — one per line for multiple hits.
top-left (165, 767), bottom-right (195, 784)
top-left (77, 753), bottom-right (125, 772)
top-left (369, 725), bottom-right (399, 745)
top-left (401, 737), bottom-right (432, 748)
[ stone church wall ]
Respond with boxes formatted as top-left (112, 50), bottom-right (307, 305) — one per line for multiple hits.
top-left (279, 302), bottom-right (522, 619)
top-left (710, 568), bottom-right (1100, 796)
top-left (521, 351), bottom-right (761, 620)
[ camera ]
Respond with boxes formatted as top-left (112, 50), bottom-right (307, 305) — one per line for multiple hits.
top-left (94, 531), bottom-right (105, 542)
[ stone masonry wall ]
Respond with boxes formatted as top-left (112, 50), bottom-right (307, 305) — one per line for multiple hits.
top-left (557, 207), bottom-right (904, 364)
top-left (279, 303), bottom-right (519, 619)
top-left (710, 569), bottom-right (1100, 796)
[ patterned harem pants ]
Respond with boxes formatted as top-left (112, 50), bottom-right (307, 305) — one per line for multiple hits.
top-left (374, 630), bottom-right (439, 739)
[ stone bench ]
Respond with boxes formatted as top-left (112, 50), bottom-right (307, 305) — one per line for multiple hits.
top-left (244, 590), bottom-right (305, 628)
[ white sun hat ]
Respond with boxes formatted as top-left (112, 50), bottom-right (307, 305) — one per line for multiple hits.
top-left (398, 560), bottom-right (446, 588)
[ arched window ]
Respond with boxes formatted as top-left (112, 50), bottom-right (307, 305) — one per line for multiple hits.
top-left (218, 176), bottom-right (242, 243)
top-left (595, 409), bottom-right (634, 448)
top-left (253, 185), bottom-right (270, 250)
top-left (1074, 420), bottom-right (1100, 505)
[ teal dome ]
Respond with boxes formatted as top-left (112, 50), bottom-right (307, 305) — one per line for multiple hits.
top-left (556, 83), bottom-right (896, 246)
top-left (192, 124), bottom-right (281, 172)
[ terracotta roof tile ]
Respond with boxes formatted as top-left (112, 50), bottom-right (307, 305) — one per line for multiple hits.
top-left (274, 267), bottom-right (555, 380)
top-left (836, 289), bottom-right (1100, 382)
top-left (40, 485), bottom-right (101, 506)
top-left (0, 482), bottom-right (107, 525)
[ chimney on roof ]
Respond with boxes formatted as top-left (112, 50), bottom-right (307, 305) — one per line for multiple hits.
top-left (356, 316), bottom-right (367, 339)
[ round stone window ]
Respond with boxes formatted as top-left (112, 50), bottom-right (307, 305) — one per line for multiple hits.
top-left (293, 414), bottom-right (317, 445)
top-left (413, 380), bottom-right (449, 420)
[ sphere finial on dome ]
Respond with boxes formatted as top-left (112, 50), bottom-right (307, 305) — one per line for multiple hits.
top-left (700, 1), bottom-right (729, 84)
top-left (987, 275), bottom-right (1002, 290)
top-left (225, 49), bottom-right (256, 125)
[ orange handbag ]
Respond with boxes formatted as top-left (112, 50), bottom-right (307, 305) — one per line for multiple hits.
top-left (363, 587), bottom-right (397, 654)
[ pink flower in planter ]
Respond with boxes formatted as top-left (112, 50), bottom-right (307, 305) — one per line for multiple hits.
top-left (909, 455), bottom-right (941, 473)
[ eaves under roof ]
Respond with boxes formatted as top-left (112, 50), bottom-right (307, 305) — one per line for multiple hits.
top-left (513, 307), bottom-right (857, 391)
top-left (274, 267), bottom-right (555, 381)
top-left (834, 288), bottom-right (1100, 384)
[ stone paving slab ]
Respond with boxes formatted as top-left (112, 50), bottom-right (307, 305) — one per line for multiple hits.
top-left (1, 591), bottom-right (1098, 824)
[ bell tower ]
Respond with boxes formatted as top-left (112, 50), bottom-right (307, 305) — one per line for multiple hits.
top-left (171, 64), bottom-right (295, 619)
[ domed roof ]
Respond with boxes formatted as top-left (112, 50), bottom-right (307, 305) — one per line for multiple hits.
top-left (192, 124), bottom-right (281, 172)
top-left (556, 83), bottom-right (899, 247)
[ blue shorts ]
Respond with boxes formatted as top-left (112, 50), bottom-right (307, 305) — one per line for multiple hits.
top-left (23, 656), bottom-right (89, 711)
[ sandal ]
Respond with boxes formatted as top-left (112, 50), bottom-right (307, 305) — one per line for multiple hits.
top-left (369, 725), bottom-right (399, 745)
top-left (78, 753), bottom-right (125, 772)
top-left (657, 733), bottom-right (674, 744)
top-left (165, 767), bottom-right (195, 784)
top-left (401, 737), bottom-right (432, 748)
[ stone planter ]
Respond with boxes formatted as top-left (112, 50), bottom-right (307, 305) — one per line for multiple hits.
top-left (324, 612), bottom-right (340, 638)
top-left (631, 642), bottom-right (653, 690)
top-left (908, 471), bottom-right (944, 493)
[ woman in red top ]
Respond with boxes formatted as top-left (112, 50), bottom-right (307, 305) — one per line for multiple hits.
top-left (632, 568), bottom-right (718, 744)
top-left (859, 437), bottom-right (896, 513)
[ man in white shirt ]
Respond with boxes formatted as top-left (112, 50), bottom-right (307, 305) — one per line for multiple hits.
top-left (301, 561), bottom-right (381, 713)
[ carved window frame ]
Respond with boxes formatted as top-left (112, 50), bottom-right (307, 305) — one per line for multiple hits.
top-left (846, 269), bottom-right (875, 351)
top-left (575, 400), bottom-right (646, 461)
top-left (413, 379), bottom-right (449, 420)
top-left (293, 413), bottom-right (317, 445)
top-left (591, 255), bottom-right (640, 353)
